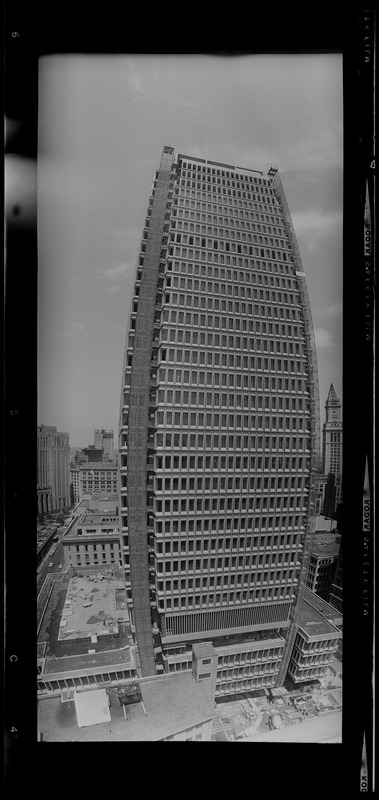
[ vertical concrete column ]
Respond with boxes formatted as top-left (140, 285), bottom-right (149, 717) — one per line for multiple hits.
top-left (126, 147), bottom-right (175, 676)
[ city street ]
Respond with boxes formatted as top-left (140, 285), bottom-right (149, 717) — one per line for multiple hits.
top-left (37, 539), bottom-right (66, 595)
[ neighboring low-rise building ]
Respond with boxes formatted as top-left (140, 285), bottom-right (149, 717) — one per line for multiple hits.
top-left (287, 587), bottom-right (342, 684)
top-left (323, 472), bottom-right (343, 519)
top-left (316, 476), bottom-right (328, 516)
top-left (161, 629), bottom-right (287, 698)
top-left (70, 463), bottom-right (118, 503)
top-left (63, 509), bottom-right (121, 569)
top-left (82, 447), bottom-right (103, 462)
top-left (38, 643), bottom-right (216, 742)
top-left (305, 538), bottom-right (340, 600)
top-left (328, 538), bottom-right (343, 614)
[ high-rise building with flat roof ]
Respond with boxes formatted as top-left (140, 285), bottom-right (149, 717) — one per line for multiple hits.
top-left (94, 429), bottom-right (114, 462)
top-left (118, 146), bottom-right (321, 693)
top-left (37, 425), bottom-right (71, 512)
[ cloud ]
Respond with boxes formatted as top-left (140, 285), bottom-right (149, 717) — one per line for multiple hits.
top-left (291, 209), bottom-right (342, 235)
top-left (216, 126), bottom-right (343, 175)
top-left (95, 260), bottom-right (135, 293)
top-left (158, 95), bottom-right (201, 115)
top-left (106, 227), bottom-right (140, 254)
top-left (314, 328), bottom-right (335, 348)
top-left (53, 319), bottom-right (85, 337)
top-left (280, 127), bottom-right (343, 173)
top-left (322, 303), bottom-right (343, 316)
top-left (102, 262), bottom-right (130, 281)
top-left (124, 57), bottom-right (145, 101)
top-left (291, 209), bottom-right (342, 254)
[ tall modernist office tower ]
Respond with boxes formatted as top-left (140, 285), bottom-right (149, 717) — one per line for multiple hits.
top-left (119, 146), bottom-right (320, 688)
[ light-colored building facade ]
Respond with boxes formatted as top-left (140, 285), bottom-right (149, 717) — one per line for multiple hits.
top-left (166, 630), bottom-right (286, 698)
top-left (316, 475), bottom-right (328, 515)
top-left (94, 429), bottom-right (114, 462)
top-left (37, 485), bottom-right (53, 514)
top-left (287, 588), bottom-right (342, 683)
top-left (305, 538), bottom-right (340, 600)
top-left (322, 384), bottom-right (342, 475)
top-left (63, 510), bottom-right (121, 569)
top-left (37, 643), bottom-right (215, 741)
top-left (37, 425), bottom-right (71, 513)
top-left (70, 462), bottom-right (118, 503)
top-left (119, 146), bottom-right (320, 692)
top-left (328, 537), bottom-right (343, 615)
top-left (321, 384), bottom-right (342, 516)
top-left (70, 468), bottom-right (81, 503)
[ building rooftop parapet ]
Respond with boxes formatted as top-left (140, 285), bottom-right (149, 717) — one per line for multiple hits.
top-left (42, 647), bottom-right (135, 678)
top-left (300, 587), bottom-right (342, 626)
top-left (76, 462), bottom-right (117, 470)
top-left (297, 588), bottom-right (343, 640)
top-left (298, 623), bottom-right (341, 643)
top-left (214, 634), bottom-right (285, 655)
top-left (38, 670), bottom-right (216, 741)
top-left (64, 529), bottom-right (120, 541)
top-left (192, 642), bottom-right (216, 659)
top-left (310, 541), bottom-right (340, 558)
top-left (177, 153), bottom-right (264, 176)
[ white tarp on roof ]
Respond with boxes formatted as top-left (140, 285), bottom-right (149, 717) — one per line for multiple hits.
top-left (74, 689), bottom-right (111, 728)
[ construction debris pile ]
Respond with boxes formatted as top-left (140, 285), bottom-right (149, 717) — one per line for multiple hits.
top-left (212, 682), bottom-right (342, 741)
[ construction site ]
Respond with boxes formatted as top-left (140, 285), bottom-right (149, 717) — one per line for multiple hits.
top-left (212, 663), bottom-right (342, 741)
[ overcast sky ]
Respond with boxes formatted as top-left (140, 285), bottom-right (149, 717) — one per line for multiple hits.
top-left (37, 54), bottom-right (342, 447)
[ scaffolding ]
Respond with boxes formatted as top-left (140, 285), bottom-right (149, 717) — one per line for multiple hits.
top-left (268, 168), bottom-right (322, 685)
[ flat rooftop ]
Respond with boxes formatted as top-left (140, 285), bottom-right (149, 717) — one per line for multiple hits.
top-left (58, 575), bottom-right (128, 641)
top-left (74, 493), bottom-right (118, 513)
top-left (311, 541), bottom-right (340, 558)
top-left (298, 590), bottom-right (342, 639)
top-left (43, 645), bottom-right (134, 676)
top-left (78, 463), bottom-right (117, 470)
top-left (79, 513), bottom-right (118, 525)
top-left (209, 629), bottom-right (283, 649)
top-left (193, 642), bottom-right (216, 659)
top-left (314, 515), bottom-right (337, 532)
top-left (301, 586), bottom-right (342, 625)
top-left (313, 532), bottom-right (341, 544)
top-left (38, 672), bottom-right (215, 741)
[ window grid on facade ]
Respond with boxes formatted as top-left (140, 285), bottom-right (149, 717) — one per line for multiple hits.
top-left (119, 148), bottom-right (319, 683)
